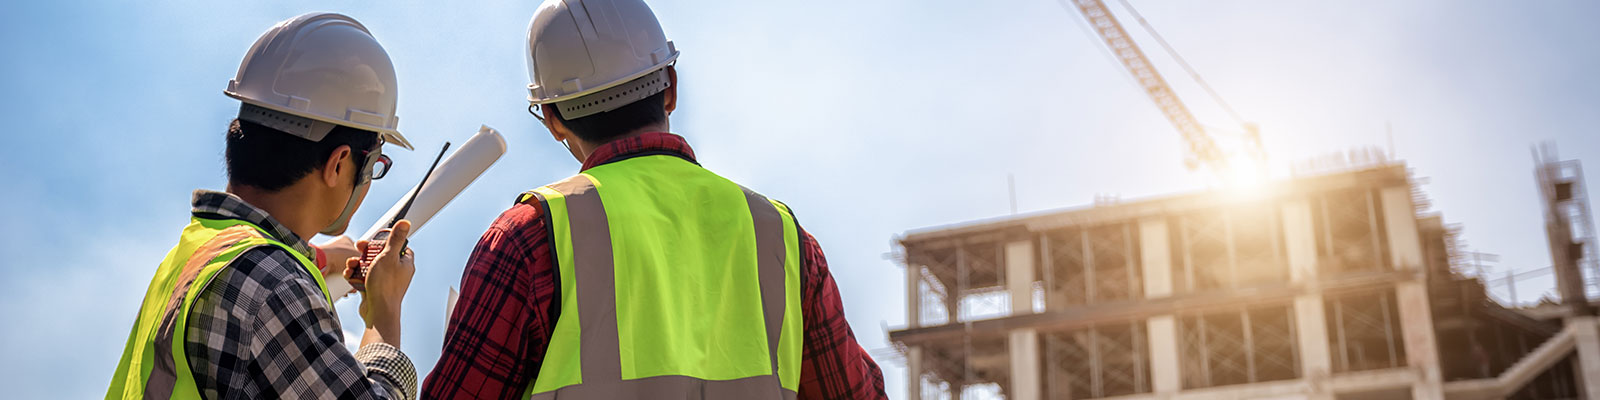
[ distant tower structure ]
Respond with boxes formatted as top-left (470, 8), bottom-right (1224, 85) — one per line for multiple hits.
top-left (1533, 143), bottom-right (1599, 315)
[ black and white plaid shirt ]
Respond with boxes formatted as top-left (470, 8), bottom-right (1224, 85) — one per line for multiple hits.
top-left (183, 190), bottom-right (416, 399)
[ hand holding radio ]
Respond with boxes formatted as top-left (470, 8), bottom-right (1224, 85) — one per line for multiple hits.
top-left (347, 141), bottom-right (449, 291)
top-left (345, 219), bottom-right (415, 338)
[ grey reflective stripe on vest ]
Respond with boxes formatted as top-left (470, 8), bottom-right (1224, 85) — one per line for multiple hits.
top-left (744, 187), bottom-right (788, 383)
top-left (530, 177), bottom-right (795, 400)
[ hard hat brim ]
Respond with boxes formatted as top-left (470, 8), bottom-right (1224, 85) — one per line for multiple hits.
top-left (225, 90), bottom-right (414, 151)
top-left (526, 52), bottom-right (678, 106)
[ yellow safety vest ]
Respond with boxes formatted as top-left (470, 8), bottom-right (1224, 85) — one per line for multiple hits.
top-left (105, 217), bottom-right (332, 399)
top-left (519, 154), bottom-right (803, 399)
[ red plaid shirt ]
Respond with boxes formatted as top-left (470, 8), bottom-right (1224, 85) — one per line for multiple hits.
top-left (422, 133), bottom-right (886, 399)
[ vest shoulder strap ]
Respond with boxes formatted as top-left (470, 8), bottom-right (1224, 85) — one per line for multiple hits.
top-left (144, 225), bottom-right (273, 399)
top-left (520, 172), bottom-right (598, 205)
top-left (770, 199), bottom-right (795, 219)
top-left (517, 190), bottom-right (540, 205)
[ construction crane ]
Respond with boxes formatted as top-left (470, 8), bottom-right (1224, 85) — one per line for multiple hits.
top-left (1064, 0), bottom-right (1266, 177)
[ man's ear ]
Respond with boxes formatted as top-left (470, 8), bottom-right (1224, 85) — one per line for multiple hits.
top-left (544, 107), bottom-right (575, 144)
top-left (322, 145), bottom-right (352, 188)
top-left (663, 65), bottom-right (677, 115)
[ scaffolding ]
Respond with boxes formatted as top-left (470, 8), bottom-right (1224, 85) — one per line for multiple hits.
top-left (891, 164), bottom-right (1600, 399)
top-left (1534, 144), bottom-right (1600, 307)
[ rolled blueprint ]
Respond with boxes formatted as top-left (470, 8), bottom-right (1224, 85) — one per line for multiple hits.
top-left (326, 125), bottom-right (508, 301)
top-left (360, 125), bottom-right (507, 240)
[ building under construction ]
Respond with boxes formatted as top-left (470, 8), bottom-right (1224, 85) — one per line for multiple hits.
top-left (891, 163), bottom-right (1600, 399)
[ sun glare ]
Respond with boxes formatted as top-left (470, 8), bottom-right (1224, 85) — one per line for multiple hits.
top-left (1219, 154), bottom-right (1271, 199)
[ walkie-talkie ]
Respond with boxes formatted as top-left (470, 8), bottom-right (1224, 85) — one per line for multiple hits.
top-left (352, 141), bottom-right (450, 291)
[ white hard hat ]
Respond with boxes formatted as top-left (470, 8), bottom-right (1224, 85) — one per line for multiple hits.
top-left (526, 0), bottom-right (680, 120)
top-left (225, 12), bottom-right (413, 150)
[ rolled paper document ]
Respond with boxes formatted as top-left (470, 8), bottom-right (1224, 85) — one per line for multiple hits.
top-left (359, 125), bottom-right (508, 240)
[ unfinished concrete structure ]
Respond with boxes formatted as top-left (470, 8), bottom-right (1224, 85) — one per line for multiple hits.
top-left (892, 164), bottom-right (1600, 399)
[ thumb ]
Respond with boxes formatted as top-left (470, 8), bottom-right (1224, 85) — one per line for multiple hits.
top-left (385, 220), bottom-right (413, 255)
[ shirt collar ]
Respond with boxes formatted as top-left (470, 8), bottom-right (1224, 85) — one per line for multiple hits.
top-left (190, 189), bottom-right (315, 258)
top-left (580, 132), bottom-right (699, 171)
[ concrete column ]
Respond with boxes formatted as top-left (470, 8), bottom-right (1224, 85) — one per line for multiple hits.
top-left (1008, 329), bottom-right (1040, 400)
top-left (1006, 240), bottom-right (1036, 315)
top-left (948, 247), bottom-right (964, 323)
top-left (1005, 240), bottom-right (1040, 400)
top-left (1283, 200), bottom-right (1320, 284)
top-left (907, 346), bottom-right (923, 400)
top-left (1148, 315), bottom-right (1181, 394)
top-left (1571, 316), bottom-right (1600, 400)
top-left (1138, 218), bottom-right (1182, 395)
top-left (1141, 218), bottom-right (1173, 298)
top-left (1397, 281), bottom-right (1444, 400)
top-left (1294, 297), bottom-right (1336, 399)
top-left (907, 262), bottom-right (921, 328)
top-left (1285, 200), bottom-right (1335, 398)
top-left (1380, 187), bottom-right (1424, 272)
top-left (1380, 187), bottom-right (1443, 399)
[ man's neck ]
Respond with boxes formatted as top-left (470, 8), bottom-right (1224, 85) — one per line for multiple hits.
top-left (578, 123), bottom-right (669, 161)
top-left (227, 184), bottom-right (321, 242)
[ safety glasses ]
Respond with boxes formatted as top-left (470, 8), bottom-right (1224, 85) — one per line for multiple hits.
top-left (356, 145), bottom-right (394, 183)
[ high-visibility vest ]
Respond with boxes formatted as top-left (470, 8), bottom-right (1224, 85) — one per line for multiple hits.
top-left (518, 154), bottom-right (803, 399)
top-left (106, 216), bottom-right (332, 400)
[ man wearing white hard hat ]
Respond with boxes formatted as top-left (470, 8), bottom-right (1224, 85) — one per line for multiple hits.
top-left (107, 13), bottom-right (420, 399)
top-left (424, 1), bottom-right (887, 399)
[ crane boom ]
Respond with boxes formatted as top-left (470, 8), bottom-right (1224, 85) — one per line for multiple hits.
top-left (1068, 0), bottom-right (1229, 172)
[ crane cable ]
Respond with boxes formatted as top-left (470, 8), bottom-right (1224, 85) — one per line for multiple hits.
top-left (1054, 0), bottom-right (1145, 94)
top-left (1113, 0), bottom-right (1248, 128)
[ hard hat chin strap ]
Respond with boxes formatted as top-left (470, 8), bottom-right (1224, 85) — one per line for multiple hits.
top-left (321, 181), bottom-right (365, 236)
top-left (320, 150), bottom-right (378, 236)
top-left (562, 138), bottom-right (583, 163)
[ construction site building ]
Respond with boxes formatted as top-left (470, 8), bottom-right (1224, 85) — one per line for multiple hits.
top-left (892, 164), bottom-right (1600, 399)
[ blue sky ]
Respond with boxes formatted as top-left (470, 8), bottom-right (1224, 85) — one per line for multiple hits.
top-left (2, 1), bottom-right (1599, 398)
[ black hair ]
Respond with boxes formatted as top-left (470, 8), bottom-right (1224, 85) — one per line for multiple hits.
top-left (224, 119), bottom-right (379, 191)
top-left (552, 90), bottom-right (668, 144)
